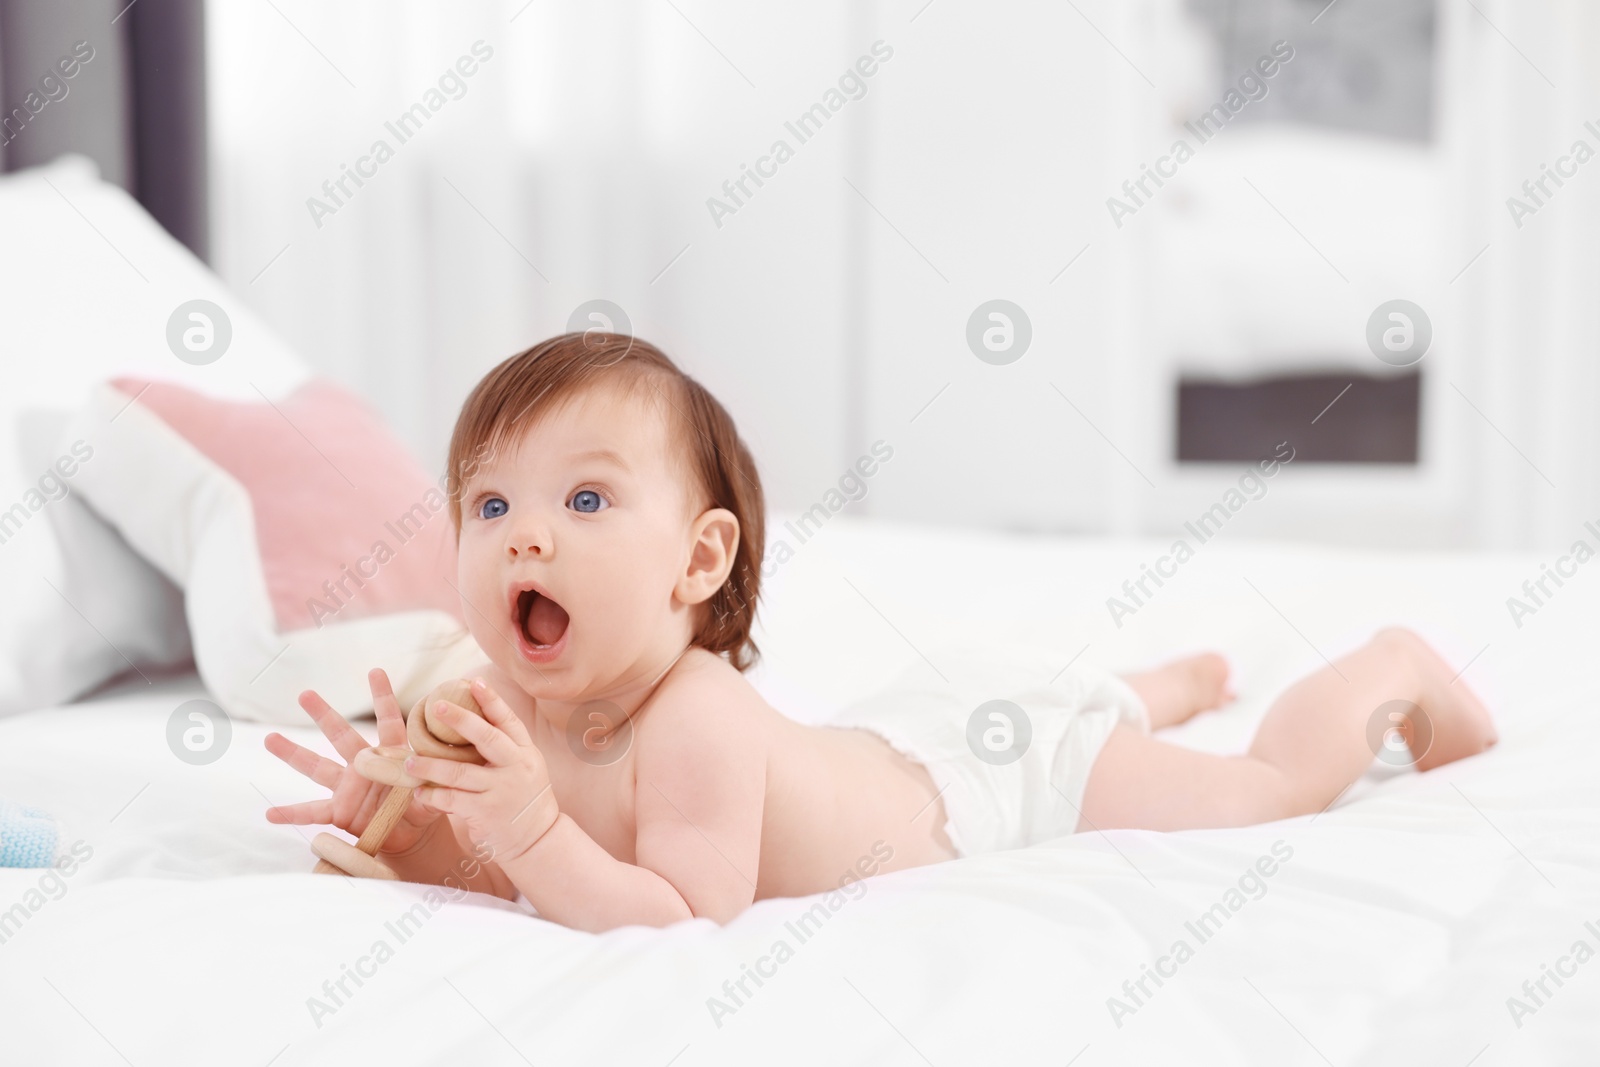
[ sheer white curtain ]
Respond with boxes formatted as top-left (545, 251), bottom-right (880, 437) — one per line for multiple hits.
top-left (1463, 0), bottom-right (1600, 551)
top-left (206, 0), bottom-right (1600, 550)
top-left (206, 0), bottom-right (861, 508)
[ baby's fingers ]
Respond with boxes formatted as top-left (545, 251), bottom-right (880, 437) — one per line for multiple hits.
top-left (265, 799), bottom-right (334, 825)
top-left (263, 733), bottom-right (342, 790)
top-left (430, 699), bottom-right (518, 766)
top-left (297, 689), bottom-right (370, 763)
top-left (368, 668), bottom-right (408, 749)
top-left (405, 754), bottom-right (491, 792)
top-left (414, 785), bottom-right (466, 814)
top-left (469, 678), bottom-right (533, 746)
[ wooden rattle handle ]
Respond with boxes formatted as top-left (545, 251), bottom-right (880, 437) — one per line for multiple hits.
top-left (311, 680), bottom-right (487, 877)
top-left (311, 745), bottom-right (420, 875)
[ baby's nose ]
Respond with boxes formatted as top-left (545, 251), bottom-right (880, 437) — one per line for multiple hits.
top-left (507, 516), bottom-right (550, 557)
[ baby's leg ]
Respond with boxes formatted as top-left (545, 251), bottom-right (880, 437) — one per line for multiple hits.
top-left (1079, 627), bottom-right (1497, 832)
top-left (1121, 653), bottom-right (1235, 730)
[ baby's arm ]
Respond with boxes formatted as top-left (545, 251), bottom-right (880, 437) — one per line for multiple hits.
top-left (495, 676), bottom-right (766, 931)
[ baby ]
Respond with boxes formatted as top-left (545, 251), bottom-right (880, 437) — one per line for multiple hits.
top-left (264, 332), bottom-right (1498, 932)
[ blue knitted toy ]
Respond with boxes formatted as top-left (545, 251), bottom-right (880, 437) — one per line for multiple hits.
top-left (0, 800), bottom-right (60, 868)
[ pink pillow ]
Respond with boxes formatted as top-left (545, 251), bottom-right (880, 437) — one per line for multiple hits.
top-left (64, 376), bottom-right (485, 724)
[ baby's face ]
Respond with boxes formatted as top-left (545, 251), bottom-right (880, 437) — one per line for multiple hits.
top-left (455, 383), bottom-right (702, 701)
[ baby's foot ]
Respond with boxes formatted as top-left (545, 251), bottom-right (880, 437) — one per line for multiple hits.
top-left (1126, 653), bottom-right (1236, 730)
top-left (1379, 627), bottom-right (1499, 771)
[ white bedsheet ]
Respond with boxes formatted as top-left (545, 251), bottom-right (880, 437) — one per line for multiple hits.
top-left (3, 513), bottom-right (1598, 1065)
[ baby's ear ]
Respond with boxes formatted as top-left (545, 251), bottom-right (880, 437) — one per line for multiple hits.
top-left (676, 507), bottom-right (739, 606)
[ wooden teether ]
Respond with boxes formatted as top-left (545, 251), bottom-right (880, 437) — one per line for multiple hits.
top-left (312, 678), bottom-right (488, 876)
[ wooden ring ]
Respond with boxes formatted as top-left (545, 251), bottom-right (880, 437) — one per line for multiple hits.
top-left (311, 832), bottom-right (399, 880)
top-left (407, 678), bottom-right (487, 764)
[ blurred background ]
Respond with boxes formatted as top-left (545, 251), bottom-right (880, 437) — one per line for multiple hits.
top-left (4, 0), bottom-right (1597, 552)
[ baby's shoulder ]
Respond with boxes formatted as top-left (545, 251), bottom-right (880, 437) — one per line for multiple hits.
top-left (635, 647), bottom-right (772, 747)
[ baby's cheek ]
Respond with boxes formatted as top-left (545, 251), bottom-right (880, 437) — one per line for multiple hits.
top-left (457, 568), bottom-right (501, 636)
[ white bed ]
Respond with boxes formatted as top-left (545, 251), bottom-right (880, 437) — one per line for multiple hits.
top-left (4, 511), bottom-right (1597, 1065)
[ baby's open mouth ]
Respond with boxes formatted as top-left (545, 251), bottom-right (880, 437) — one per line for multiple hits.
top-left (517, 588), bottom-right (571, 648)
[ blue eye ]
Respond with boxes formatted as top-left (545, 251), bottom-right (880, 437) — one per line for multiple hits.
top-left (570, 489), bottom-right (607, 513)
top-left (478, 496), bottom-right (508, 519)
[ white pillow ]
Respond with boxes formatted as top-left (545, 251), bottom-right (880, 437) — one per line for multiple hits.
top-left (63, 375), bottom-right (487, 726)
top-left (7, 408), bottom-right (193, 700)
top-left (0, 154), bottom-right (302, 713)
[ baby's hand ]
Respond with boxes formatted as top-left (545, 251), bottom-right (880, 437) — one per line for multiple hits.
top-left (405, 678), bottom-right (559, 864)
top-left (263, 668), bottom-right (442, 856)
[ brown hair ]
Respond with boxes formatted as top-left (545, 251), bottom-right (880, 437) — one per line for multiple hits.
top-left (445, 332), bottom-right (766, 671)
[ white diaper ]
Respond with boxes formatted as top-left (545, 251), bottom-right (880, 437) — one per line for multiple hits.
top-left (828, 643), bottom-right (1150, 858)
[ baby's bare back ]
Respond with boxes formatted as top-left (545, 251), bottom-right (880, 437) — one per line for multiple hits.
top-left (736, 684), bottom-right (959, 899)
top-left (488, 650), bottom-right (957, 902)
